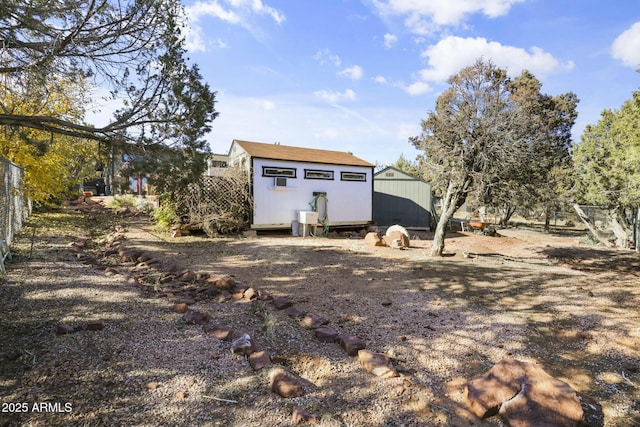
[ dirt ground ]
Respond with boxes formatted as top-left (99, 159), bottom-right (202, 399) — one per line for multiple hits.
top-left (1, 205), bottom-right (639, 426)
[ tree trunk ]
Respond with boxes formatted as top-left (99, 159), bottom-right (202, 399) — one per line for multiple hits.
top-left (544, 209), bottom-right (551, 231)
top-left (500, 205), bottom-right (517, 226)
top-left (608, 208), bottom-right (631, 249)
top-left (572, 204), bottom-right (614, 247)
top-left (430, 177), bottom-right (466, 256)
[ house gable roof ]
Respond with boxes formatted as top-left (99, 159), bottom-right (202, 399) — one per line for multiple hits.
top-left (232, 139), bottom-right (374, 167)
top-left (374, 166), bottom-right (426, 182)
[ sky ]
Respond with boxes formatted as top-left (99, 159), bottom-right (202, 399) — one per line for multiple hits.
top-left (180, 0), bottom-right (640, 166)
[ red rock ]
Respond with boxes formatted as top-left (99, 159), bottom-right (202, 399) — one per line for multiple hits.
top-left (292, 407), bottom-right (318, 424)
top-left (272, 297), bottom-right (293, 310)
top-left (358, 349), bottom-right (398, 378)
top-left (315, 325), bottom-right (339, 343)
top-left (178, 270), bottom-right (195, 281)
top-left (203, 324), bottom-right (234, 340)
top-left (382, 230), bottom-right (410, 248)
top-left (248, 350), bottom-right (271, 371)
top-left (86, 320), bottom-right (105, 331)
top-left (181, 310), bottom-right (210, 325)
top-left (465, 359), bottom-right (584, 426)
top-left (232, 288), bottom-right (247, 300)
top-left (137, 252), bottom-right (155, 263)
top-left (56, 323), bottom-right (75, 335)
top-left (285, 307), bottom-right (306, 318)
top-left (364, 232), bottom-right (386, 247)
top-left (300, 313), bottom-right (329, 329)
top-left (217, 291), bottom-right (232, 302)
top-left (337, 333), bottom-right (366, 356)
top-left (173, 303), bottom-right (189, 313)
top-left (270, 368), bottom-right (305, 398)
top-left (243, 287), bottom-right (256, 300)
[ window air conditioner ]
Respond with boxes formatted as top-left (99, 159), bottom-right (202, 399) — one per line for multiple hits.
top-left (274, 177), bottom-right (287, 187)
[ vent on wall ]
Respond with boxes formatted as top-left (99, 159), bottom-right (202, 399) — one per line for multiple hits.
top-left (274, 177), bottom-right (287, 187)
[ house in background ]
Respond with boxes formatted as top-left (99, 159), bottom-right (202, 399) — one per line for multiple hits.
top-left (373, 166), bottom-right (432, 229)
top-left (227, 139), bottom-right (374, 230)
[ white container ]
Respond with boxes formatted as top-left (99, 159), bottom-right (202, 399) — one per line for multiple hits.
top-left (298, 211), bottom-right (319, 224)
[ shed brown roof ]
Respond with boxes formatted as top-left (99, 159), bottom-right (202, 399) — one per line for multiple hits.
top-left (232, 139), bottom-right (374, 167)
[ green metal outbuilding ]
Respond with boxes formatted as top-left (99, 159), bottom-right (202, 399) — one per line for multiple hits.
top-left (373, 166), bottom-right (432, 228)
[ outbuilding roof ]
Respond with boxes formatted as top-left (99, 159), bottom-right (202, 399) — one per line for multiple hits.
top-left (232, 139), bottom-right (374, 167)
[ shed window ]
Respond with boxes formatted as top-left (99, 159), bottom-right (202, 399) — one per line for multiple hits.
top-left (341, 171), bottom-right (367, 182)
top-left (305, 169), bottom-right (334, 180)
top-left (262, 166), bottom-right (296, 178)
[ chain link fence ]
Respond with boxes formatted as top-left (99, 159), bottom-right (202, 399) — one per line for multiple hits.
top-left (1, 157), bottom-right (31, 246)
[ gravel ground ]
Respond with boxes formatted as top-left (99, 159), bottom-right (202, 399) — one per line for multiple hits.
top-left (1, 204), bottom-right (639, 426)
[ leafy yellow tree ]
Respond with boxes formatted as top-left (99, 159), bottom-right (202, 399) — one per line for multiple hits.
top-left (0, 77), bottom-right (98, 202)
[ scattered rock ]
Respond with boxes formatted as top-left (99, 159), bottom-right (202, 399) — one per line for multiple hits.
top-left (465, 358), bottom-right (584, 427)
top-left (209, 276), bottom-right (236, 291)
top-left (56, 323), bottom-right (76, 335)
top-left (243, 287), bottom-right (256, 300)
top-left (286, 307), bottom-right (306, 318)
top-left (364, 232), bottom-right (385, 247)
top-left (146, 382), bottom-right (160, 391)
top-left (382, 230), bottom-right (409, 248)
top-left (358, 349), bottom-right (398, 378)
top-left (231, 333), bottom-right (254, 355)
top-left (217, 291), bottom-right (232, 302)
top-left (248, 350), bottom-right (271, 371)
top-left (203, 324), bottom-right (234, 341)
top-left (337, 333), bottom-right (366, 356)
top-left (178, 270), bottom-right (196, 281)
top-left (172, 303), bottom-right (189, 314)
top-left (292, 407), bottom-right (318, 425)
top-left (300, 313), bottom-right (329, 329)
top-left (315, 325), bottom-right (339, 343)
top-left (86, 320), bottom-right (105, 331)
top-left (232, 288), bottom-right (247, 300)
top-left (175, 391), bottom-right (188, 399)
top-left (270, 368), bottom-right (305, 398)
top-left (272, 297), bottom-right (294, 310)
top-left (181, 310), bottom-right (210, 325)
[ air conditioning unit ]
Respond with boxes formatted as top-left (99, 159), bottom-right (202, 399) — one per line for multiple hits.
top-left (274, 177), bottom-right (287, 187)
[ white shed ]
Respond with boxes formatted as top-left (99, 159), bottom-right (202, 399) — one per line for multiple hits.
top-left (228, 140), bottom-right (374, 230)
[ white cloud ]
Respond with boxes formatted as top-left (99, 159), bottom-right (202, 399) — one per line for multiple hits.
top-left (373, 75), bottom-right (388, 84)
top-left (612, 22), bottom-right (640, 68)
top-left (372, 0), bottom-right (525, 34)
top-left (384, 33), bottom-right (398, 48)
top-left (227, 0), bottom-right (285, 24)
top-left (187, 0), bottom-right (241, 24)
top-left (184, 0), bottom-right (284, 52)
top-left (400, 81), bottom-right (432, 96)
top-left (418, 36), bottom-right (573, 82)
top-left (255, 98), bottom-right (275, 111)
top-left (314, 49), bottom-right (342, 67)
top-left (338, 65), bottom-right (364, 80)
top-left (314, 89), bottom-right (357, 103)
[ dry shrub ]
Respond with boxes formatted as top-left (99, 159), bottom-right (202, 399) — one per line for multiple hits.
top-left (178, 167), bottom-right (253, 236)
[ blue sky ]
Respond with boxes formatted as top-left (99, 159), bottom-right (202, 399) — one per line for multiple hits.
top-left (181, 0), bottom-right (640, 166)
